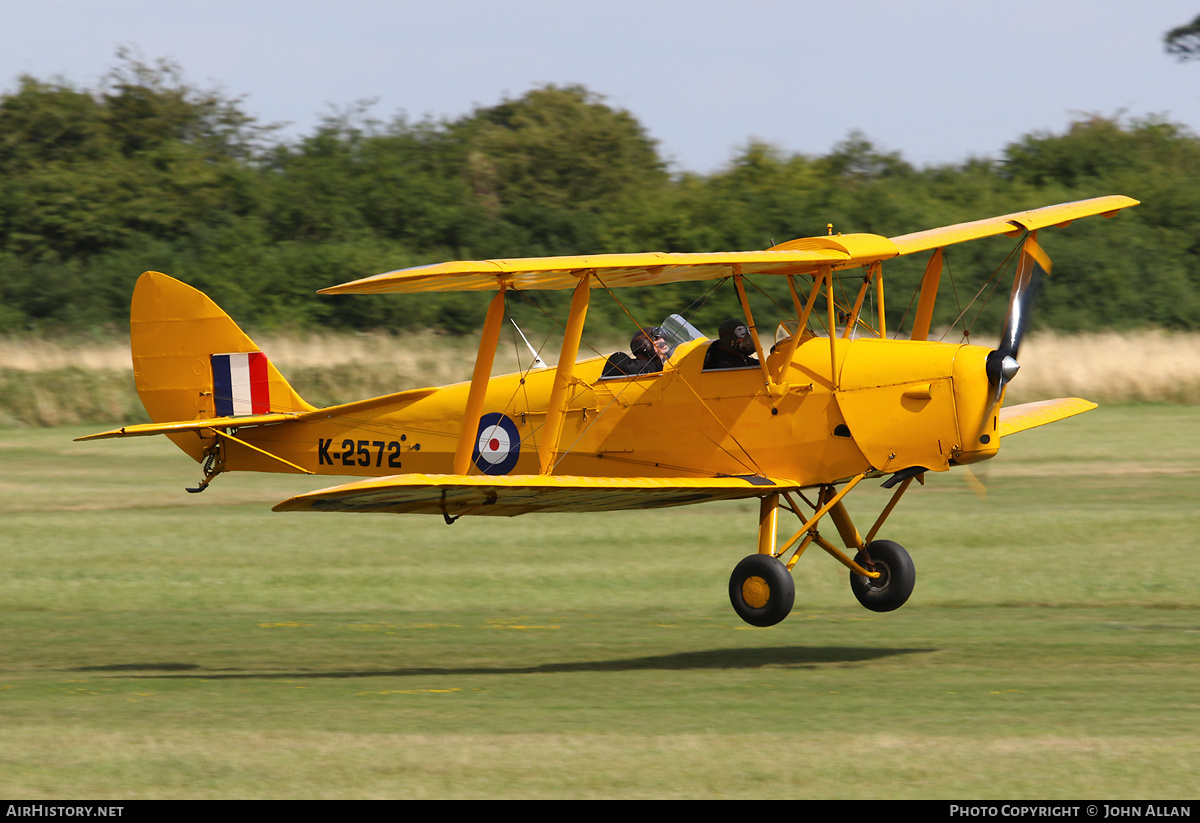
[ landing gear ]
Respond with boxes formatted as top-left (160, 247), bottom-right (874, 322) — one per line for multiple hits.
top-left (727, 473), bottom-right (922, 625)
top-left (849, 539), bottom-right (915, 612)
top-left (729, 554), bottom-right (795, 627)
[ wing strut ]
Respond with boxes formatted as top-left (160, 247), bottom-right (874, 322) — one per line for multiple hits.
top-left (453, 284), bottom-right (508, 475)
top-left (539, 272), bottom-right (591, 474)
top-left (910, 248), bottom-right (944, 341)
top-left (770, 274), bottom-right (819, 385)
top-left (822, 266), bottom-right (839, 389)
top-left (732, 269), bottom-right (774, 391)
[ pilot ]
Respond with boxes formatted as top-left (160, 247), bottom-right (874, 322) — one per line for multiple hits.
top-left (703, 317), bottom-right (759, 370)
top-left (601, 327), bottom-right (667, 378)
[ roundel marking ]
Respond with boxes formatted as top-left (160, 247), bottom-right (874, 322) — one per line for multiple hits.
top-left (472, 412), bottom-right (521, 475)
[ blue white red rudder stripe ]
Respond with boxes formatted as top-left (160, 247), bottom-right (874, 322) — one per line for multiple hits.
top-left (211, 352), bottom-right (270, 416)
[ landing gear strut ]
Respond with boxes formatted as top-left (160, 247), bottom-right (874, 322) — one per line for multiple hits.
top-left (727, 471), bottom-right (922, 626)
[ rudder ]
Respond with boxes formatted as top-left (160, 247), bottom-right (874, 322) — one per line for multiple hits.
top-left (131, 271), bottom-right (313, 460)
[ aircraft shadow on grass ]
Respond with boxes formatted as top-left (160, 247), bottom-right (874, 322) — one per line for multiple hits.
top-left (74, 646), bottom-right (934, 679)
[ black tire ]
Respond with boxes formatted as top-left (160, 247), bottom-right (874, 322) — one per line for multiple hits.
top-left (729, 554), bottom-right (796, 627)
top-left (849, 539), bottom-right (915, 612)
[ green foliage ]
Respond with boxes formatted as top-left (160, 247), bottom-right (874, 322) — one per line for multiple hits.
top-left (0, 52), bottom-right (267, 267)
top-left (1165, 13), bottom-right (1200, 61)
top-left (3, 52), bottom-right (1200, 338)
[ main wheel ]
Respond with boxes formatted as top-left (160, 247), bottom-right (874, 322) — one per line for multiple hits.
top-left (849, 539), bottom-right (915, 612)
top-left (729, 554), bottom-right (796, 627)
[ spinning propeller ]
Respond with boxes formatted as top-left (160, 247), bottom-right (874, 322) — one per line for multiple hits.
top-left (978, 233), bottom-right (1051, 442)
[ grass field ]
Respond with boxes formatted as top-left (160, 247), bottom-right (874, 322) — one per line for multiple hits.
top-left (2, 406), bottom-right (1198, 798)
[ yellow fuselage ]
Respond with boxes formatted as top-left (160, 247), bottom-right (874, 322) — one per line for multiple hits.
top-left (225, 334), bottom-right (1001, 487)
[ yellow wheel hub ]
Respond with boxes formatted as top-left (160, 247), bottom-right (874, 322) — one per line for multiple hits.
top-left (741, 576), bottom-right (771, 609)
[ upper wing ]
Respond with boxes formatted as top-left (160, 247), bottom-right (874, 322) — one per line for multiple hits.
top-left (318, 240), bottom-right (898, 295)
top-left (997, 397), bottom-right (1098, 439)
top-left (272, 473), bottom-right (801, 516)
top-left (889, 195), bottom-right (1137, 256)
top-left (320, 196), bottom-right (1138, 295)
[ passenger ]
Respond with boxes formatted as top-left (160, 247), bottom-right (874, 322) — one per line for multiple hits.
top-left (703, 318), bottom-right (759, 370)
top-left (601, 327), bottom-right (667, 378)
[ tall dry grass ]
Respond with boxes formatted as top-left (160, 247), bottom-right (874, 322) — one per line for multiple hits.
top-left (1, 329), bottom-right (1196, 427)
top-left (0, 331), bottom-right (548, 427)
top-left (0, 331), bottom-right (480, 378)
top-left (1006, 330), bottom-right (1200, 404)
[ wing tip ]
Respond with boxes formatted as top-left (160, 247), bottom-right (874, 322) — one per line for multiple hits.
top-left (997, 397), bottom-right (1098, 438)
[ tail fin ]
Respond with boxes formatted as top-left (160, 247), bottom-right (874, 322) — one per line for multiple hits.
top-left (131, 271), bottom-right (314, 460)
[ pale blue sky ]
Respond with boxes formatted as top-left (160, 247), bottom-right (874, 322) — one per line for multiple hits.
top-left (2, 0), bottom-right (1198, 172)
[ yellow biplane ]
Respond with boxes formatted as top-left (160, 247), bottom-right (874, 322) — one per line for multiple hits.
top-left (80, 195), bottom-right (1138, 626)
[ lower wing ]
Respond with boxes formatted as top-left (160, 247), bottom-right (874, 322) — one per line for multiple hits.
top-left (272, 473), bottom-right (802, 517)
top-left (998, 397), bottom-right (1097, 438)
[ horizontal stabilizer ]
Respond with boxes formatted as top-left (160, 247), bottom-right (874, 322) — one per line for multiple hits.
top-left (997, 397), bottom-right (1098, 438)
top-left (273, 473), bottom-right (803, 517)
top-left (76, 386), bottom-right (442, 443)
top-left (75, 412), bottom-right (301, 441)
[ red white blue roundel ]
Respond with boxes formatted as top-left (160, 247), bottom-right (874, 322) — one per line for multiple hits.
top-left (472, 412), bottom-right (521, 475)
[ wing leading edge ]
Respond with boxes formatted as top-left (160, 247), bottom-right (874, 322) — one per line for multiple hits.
top-left (272, 473), bottom-right (803, 517)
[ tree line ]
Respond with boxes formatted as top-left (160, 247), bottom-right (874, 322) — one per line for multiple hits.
top-left (2, 52), bottom-right (1199, 343)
